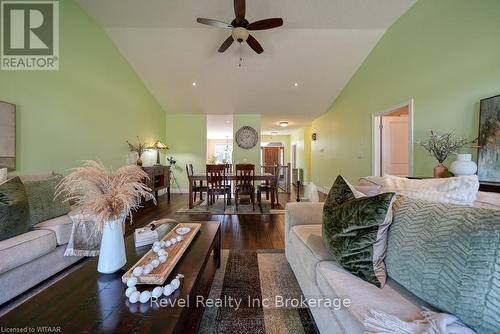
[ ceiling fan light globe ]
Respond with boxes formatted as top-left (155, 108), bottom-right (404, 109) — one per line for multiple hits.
top-left (232, 27), bottom-right (249, 43)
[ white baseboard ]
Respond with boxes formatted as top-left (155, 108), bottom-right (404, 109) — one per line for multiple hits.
top-left (169, 187), bottom-right (188, 194)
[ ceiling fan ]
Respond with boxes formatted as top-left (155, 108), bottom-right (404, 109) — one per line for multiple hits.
top-left (196, 0), bottom-right (283, 54)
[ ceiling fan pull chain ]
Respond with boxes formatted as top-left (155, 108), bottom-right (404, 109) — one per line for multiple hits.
top-left (239, 44), bottom-right (243, 68)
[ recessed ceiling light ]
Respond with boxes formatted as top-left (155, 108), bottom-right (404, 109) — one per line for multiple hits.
top-left (192, 82), bottom-right (197, 86)
top-left (279, 121), bottom-right (288, 127)
top-left (225, 120), bottom-right (230, 124)
top-left (271, 131), bottom-right (278, 135)
top-left (293, 82), bottom-right (299, 87)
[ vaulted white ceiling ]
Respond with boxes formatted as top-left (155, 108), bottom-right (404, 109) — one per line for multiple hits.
top-left (77, 0), bottom-right (416, 133)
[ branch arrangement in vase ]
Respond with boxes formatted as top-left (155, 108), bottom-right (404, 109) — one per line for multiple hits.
top-left (127, 136), bottom-right (148, 166)
top-left (419, 131), bottom-right (477, 177)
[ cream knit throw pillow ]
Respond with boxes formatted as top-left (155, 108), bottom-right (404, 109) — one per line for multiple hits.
top-left (381, 174), bottom-right (479, 205)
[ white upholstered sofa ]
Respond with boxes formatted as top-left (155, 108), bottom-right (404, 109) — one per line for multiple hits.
top-left (285, 202), bottom-right (432, 333)
top-left (0, 174), bottom-right (82, 305)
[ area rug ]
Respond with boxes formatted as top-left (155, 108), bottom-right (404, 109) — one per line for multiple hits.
top-left (199, 250), bottom-right (318, 334)
top-left (177, 199), bottom-right (285, 215)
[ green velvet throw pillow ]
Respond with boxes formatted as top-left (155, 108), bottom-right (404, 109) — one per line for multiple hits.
top-left (23, 175), bottom-right (70, 226)
top-left (0, 177), bottom-right (29, 241)
top-left (322, 176), bottom-right (395, 287)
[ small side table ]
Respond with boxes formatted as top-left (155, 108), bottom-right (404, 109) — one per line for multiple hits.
top-left (142, 166), bottom-right (171, 202)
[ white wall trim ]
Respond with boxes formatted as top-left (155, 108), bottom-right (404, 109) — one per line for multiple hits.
top-left (372, 99), bottom-right (414, 177)
top-left (169, 188), bottom-right (188, 194)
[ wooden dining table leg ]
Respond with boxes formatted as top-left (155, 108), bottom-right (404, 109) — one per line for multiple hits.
top-left (188, 176), bottom-right (194, 209)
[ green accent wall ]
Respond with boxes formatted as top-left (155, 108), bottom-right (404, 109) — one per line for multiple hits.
top-left (233, 114), bottom-right (261, 167)
top-left (311, 0), bottom-right (500, 188)
top-left (165, 114), bottom-right (207, 191)
top-left (0, 0), bottom-right (165, 174)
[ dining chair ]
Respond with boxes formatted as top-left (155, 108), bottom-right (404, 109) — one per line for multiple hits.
top-left (258, 164), bottom-right (279, 206)
top-left (235, 164), bottom-right (255, 211)
top-left (186, 164), bottom-right (207, 202)
top-left (206, 164), bottom-right (231, 210)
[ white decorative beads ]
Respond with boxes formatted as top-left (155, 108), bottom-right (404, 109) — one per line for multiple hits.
top-left (127, 277), bottom-right (138, 287)
top-left (163, 284), bottom-right (173, 297)
top-left (125, 286), bottom-right (137, 298)
top-left (171, 278), bottom-right (180, 290)
top-left (129, 290), bottom-right (140, 303)
top-left (139, 290), bottom-right (151, 303)
top-left (124, 232), bottom-right (187, 304)
top-left (158, 249), bottom-right (167, 257)
top-left (143, 264), bottom-right (152, 275)
top-left (132, 266), bottom-right (144, 277)
top-left (152, 286), bottom-right (163, 298)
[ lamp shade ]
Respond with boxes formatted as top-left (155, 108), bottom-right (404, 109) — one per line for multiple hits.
top-left (150, 141), bottom-right (168, 150)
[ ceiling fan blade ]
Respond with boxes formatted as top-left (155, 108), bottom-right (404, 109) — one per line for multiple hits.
top-left (234, 0), bottom-right (246, 22)
top-left (247, 18), bottom-right (283, 31)
top-left (196, 18), bottom-right (232, 29)
top-left (246, 34), bottom-right (264, 54)
top-left (218, 36), bottom-right (234, 53)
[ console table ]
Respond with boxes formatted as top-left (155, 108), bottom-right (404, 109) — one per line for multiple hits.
top-left (142, 166), bottom-right (170, 201)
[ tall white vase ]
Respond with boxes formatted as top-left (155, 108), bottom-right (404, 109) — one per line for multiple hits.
top-left (450, 154), bottom-right (478, 176)
top-left (97, 215), bottom-right (127, 274)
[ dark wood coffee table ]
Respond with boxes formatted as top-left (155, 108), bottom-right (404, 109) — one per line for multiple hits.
top-left (0, 221), bottom-right (221, 334)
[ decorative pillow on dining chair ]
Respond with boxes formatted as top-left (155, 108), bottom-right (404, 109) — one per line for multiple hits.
top-left (322, 175), bottom-right (396, 287)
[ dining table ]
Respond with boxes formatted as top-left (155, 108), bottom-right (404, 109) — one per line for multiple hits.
top-left (187, 173), bottom-right (279, 209)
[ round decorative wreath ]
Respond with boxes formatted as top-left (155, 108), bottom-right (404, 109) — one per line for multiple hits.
top-left (235, 126), bottom-right (259, 149)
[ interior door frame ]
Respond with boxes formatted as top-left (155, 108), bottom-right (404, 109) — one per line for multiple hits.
top-left (372, 99), bottom-right (414, 177)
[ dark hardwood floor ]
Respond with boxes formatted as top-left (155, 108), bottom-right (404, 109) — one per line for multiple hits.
top-left (126, 191), bottom-right (296, 250)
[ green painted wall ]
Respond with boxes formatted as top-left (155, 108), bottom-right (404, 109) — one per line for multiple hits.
top-left (165, 114), bottom-right (207, 191)
top-left (233, 114), bottom-right (261, 167)
top-left (311, 0), bottom-right (500, 188)
top-left (290, 127), bottom-right (312, 182)
top-left (0, 0), bottom-right (165, 174)
top-left (261, 134), bottom-right (291, 165)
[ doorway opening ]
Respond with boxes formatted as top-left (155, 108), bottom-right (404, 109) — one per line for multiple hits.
top-left (261, 143), bottom-right (285, 172)
top-left (372, 100), bottom-right (413, 177)
top-left (207, 115), bottom-right (233, 164)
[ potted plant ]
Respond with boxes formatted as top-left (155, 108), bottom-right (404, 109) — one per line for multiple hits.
top-left (56, 161), bottom-right (154, 273)
top-left (126, 136), bottom-right (147, 166)
top-left (419, 131), bottom-right (476, 178)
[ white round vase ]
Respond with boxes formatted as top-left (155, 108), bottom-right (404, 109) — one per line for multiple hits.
top-left (97, 215), bottom-right (127, 274)
top-left (450, 154), bottom-right (477, 176)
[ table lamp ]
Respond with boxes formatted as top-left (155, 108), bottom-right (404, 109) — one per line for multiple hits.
top-left (149, 141), bottom-right (168, 165)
